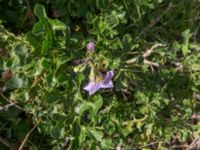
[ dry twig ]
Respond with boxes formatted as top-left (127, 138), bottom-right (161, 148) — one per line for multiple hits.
top-left (0, 136), bottom-right (19, 150)
top-left (142, 43), bottom-right (164, 58)
top-left (145, 2), bottom-right (173, 29)
top-left (0, 102), bottom-right (16, 111)
top-left (187, 137), bottom-right (200, 150)
top-left (18, 124), bottom-right (38, 150)
top-left (0, 92), bottom-right (24, 111)
top-left (126, 43), bottom-right (164, 70)
top-left (22, 0), bottom-right (36, 26)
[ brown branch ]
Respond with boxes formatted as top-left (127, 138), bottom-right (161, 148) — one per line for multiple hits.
top-left (0, 102), bottom-right (16, 111)
top-left (126, 57), bottom-right (137, 64)
top-left (187, 137), bottom-right (200, 150)
top-left (194, 93), bottom-right (200, 101)
top-left (22, 0), bottom-right (36, 26)
top-left (126, 43), bottom-right (164, 68)
top-left (0, 136), bottom-right (11, 148)
top-left (61, 137), bottom-right (70, 150)
top-left (18, 124), bottom-right (38, 150)
top-left (0, 136), bottom-right (19, 150)
top-left (144, 59), bottom-right (159, 67)
top-left (139, 141), bottom-right (158, 149)
top-left (142, 43), bottom-right (164, 58)
top-left (0, 92), bottom-right (25, 111)
top-left (145, 2), bottom-right (173, 29)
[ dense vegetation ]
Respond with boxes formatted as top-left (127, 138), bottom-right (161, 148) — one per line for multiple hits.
top-left (0, 0), bottom-right (200, 149)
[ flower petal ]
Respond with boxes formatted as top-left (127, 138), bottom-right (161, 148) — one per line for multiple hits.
top-left (84, 81), bottom-right (101, 95)
top-left (100, 81), bottom-right (113, 88)
top-left (104, 70), bottom-right (114, 82)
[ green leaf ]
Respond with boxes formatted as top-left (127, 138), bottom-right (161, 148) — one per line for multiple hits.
top-left (26, 32), bottom-right (42, 50)
top-left (52, 113), bottom-right (66, 124)
top-left (52, 145), bottom-right (60, 150)
top-left (13, 120), bottom-right (29, 139)
top-left (111, 57), bottom-right (121, 69)
top-left (139, 105), bottom-right (149, 114)
top-left (33, 21), bottom-right (46, 35)
top-left (87, 128), bottom-right (103, 142)
top-left (72, 120), bottom-right (81, 136)
top-left (49, 19), bottom-right (66, 31)
top-left (75, 102), bottom-right (92, 116)
top-left (40, 58), bottom-right (52, 69)
top-left (41, 34), bottom-right (53, 55)
top-left (51, 127), bottom-right (65, 139)
top-left (181, 29), bottom-right (192, 55)
top-left (92, 94), bottom-right (103, 115)
top-left (45, 91), bottom-right (63, 103)
top-left (98, 21), bottom-right (107, 33)
top-left (77, 73), bottom-right (85, 84)
top-left (70, 137), bottom-right (79, 150)
top-left (34, 4), bottom-right (47, 19)
top-left (6, 75), bottom-right (25, 88)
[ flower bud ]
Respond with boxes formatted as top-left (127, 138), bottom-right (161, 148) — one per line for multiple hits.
top-left (86, 41), bottom-right (95, 52)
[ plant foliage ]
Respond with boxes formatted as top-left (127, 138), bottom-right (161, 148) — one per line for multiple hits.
top-left (0, 0), bottom-right (200, 149)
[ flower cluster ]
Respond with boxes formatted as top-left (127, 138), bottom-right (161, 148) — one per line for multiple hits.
top-left (84, 41), bottom-right (114, 95)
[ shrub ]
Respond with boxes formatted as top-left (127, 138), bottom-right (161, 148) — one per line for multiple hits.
top-left (0, 0), bottom-right (200, 149)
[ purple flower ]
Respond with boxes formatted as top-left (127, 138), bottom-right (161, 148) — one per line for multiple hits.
top-left (86, 41), bottom-right (95, 52)
top-left (84, 71), bottom-right (114, 95)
